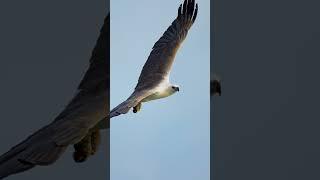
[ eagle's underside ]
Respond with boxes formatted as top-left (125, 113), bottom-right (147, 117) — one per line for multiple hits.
top-left (133, 85), bottom-right (176, 113)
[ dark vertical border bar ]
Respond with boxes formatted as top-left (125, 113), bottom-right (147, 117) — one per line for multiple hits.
top-left (210, 0), bottom-right (320, 179)
top-left (0, 0), bottom-right (110, 179)
top-left (211, 0), bottom-right (224, 179)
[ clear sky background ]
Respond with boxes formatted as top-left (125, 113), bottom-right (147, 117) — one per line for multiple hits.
top-left (110, 0), bottom-right (210, 179)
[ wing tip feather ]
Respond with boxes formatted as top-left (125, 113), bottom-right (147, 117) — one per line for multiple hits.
top-left (178, 0), bottom-right (198, 24)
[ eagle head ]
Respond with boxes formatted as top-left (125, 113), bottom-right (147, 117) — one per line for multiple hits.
top-left (171, 85), bottom-right (180, 92)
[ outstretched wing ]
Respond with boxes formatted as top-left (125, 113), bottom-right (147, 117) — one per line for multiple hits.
top-left (110, 0), bottom-right (198, 118)
top-left (0, 14), bottom-right (109, 179)
top-left (135, 0), bottom-right (198, 89)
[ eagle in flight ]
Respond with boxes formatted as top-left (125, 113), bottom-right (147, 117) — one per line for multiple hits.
top-left (110, 0), bottom-right (198, 118)
top-left (0, 14), bottom-right (109, 179)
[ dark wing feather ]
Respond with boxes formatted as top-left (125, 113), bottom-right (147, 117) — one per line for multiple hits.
top-left (136, 0), bottom-right (198, 89)
top-left (78, 15), bottom-right (109, 91)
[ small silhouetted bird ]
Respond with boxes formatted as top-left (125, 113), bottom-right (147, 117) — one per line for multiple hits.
top-left (211, 77), bottom-right (221, 96)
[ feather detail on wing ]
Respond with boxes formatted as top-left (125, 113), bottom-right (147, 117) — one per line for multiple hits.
top-left (136, 0), bottom-right (198, 88)
top-left (110, 90), bottom-right (154, 118)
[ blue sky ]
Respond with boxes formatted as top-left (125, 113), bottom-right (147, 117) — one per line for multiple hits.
top-left (110, 0), bottom-right (210, 179)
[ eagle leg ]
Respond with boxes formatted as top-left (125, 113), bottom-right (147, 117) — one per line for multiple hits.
top-left (73, 133), bottom-right (92, 163)
top-left (73, 128), bottom-right (101, 163)
top-left (133, 103), bottom-right (142, 113)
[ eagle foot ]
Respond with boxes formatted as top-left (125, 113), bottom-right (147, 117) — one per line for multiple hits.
top-left (73, 129), bottom-right (101, 162)
top-left (133, 103), bottom-right (142, 113)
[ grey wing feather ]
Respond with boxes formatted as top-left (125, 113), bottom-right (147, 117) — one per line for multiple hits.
top-left (110, 90), bottom-right (153, 118)
top-left (0, 14), bottom-right (109, 179)
top-left (136, 0), bottom-right (198, 88)
top-left (0, 125), bottom-right (67, 179)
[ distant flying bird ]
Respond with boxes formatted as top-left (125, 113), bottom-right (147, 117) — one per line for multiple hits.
top-left (211, 74), bottom-right (221, 96)
top-left (0, 14), bottom-right (109, 179)
top-left (110, 0), bottom-right (198, 118)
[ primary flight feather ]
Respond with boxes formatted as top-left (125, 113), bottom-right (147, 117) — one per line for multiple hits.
top-left (110, 0), bottom-right (198, 118)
